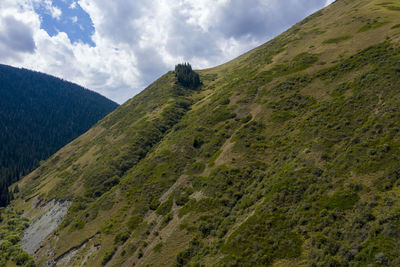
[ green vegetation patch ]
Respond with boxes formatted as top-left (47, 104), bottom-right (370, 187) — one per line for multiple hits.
top-left (271, 110), bottom-right (295, 122)
top-left (208, 149), bottom-right (222, 167)
top-left (233, 121), bottom-right (267, 153)
top-left (271, 52), bottom-right (319, 76)
top-left (270, 74), bottom-right (312, 95)
top-left (127, 215), bottom-right (143, 230)
top-left (376, 2), bottom-right (400, 11)
top-left (268, 93), bottom-right (316, 122)
top-left (153, 241), bottom-right (163, 253)
top-left (179, 198), bottom-right (220, 218)
top-left (187, 162), bottom-right (205, 175)
top-left (358, 20), bottom-right (390, 32)
top-left (102, 246), bottom-right (117, 266)
top-left (376, 2), bottom-right (394, 5)
top-left (156, 197), bottom-right (173, 216)
top-left (0, 208), bottom-right (35, 266)
top-left (384, 5), bottom-right (400, 11)
top-left (223, 211), bottom-right (303, 266)
top-left (322, 190), bottom-right (359, 210)
top-left (323, 35), bottom-right (352, 44)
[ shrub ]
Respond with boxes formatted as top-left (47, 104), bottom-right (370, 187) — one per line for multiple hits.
top-left (176, 193), bottom-right (190, 206)
top-left (71, 219), bottom-right (85, 230)
top-left (156, 198), bottom-right (173, 216)
top-left (138, 249), bottom-right (144, 258)
top-left (127, 215), bottom-right (143, 230)
top-left (322, 190), bottom-right (359, 210)
top-left (187, 162), bottom-right (205, 174)
top-left (323, 35), bottom-right (352, 44)
top-left (102, 247), bottom-right (117, 265)
top-left (149, 200), bottom-right (160, 210)
top-left (14, 251), bottom-right (30, 265)
top-left (160, 213), bottom-right (173, 229)
top-left (114, 232), bottom-right (130, 244)
top-left (6, 234), bottom-right (20, 245)
top-left (153, 242), bottom-right (163, 253)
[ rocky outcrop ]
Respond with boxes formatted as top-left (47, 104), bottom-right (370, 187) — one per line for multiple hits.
top-left (21, 200), bottom-right (71, 255)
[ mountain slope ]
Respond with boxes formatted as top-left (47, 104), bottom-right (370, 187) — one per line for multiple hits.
top-left (5, 0), bottom-right (400, 266)
top-left (0, 64), bottom-right (118, 206)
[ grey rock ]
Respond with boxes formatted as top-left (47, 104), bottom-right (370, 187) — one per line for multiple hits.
top-left (21, 200), bottom-right (71, 255)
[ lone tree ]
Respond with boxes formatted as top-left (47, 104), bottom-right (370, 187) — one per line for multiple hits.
top-left (0, 180), bottom-right (11, 207)
top-left (175, 63), bottom-right (201, 89)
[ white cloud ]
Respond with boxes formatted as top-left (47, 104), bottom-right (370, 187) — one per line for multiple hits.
top-left (71, 16), bottom-right (78, 23)
top-left (70, 1), bottom-right (77, 9)
top-left (42, 0), bottom-right (62, 20)
top-left (0, 16), bottom-right (36, 57)
top-left (0, 0), bottom-right (38, 61)
top-left (0, 0), bottom-right (332, 104)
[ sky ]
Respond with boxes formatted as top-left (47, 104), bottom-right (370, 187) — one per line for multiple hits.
top-left (0, 0), bottom-right (334, 104)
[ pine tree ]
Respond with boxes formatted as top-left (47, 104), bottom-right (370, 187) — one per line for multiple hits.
top-left (0, 180), bottom-right (10, 207)
top-left (175, 63), bottom-right (201, 89)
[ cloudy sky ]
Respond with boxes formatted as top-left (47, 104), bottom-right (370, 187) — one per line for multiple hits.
top-left (0, 0), bottom-right (334, 104)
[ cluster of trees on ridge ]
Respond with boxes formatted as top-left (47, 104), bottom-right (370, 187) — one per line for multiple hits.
top-left (175, 63), bottom-right (201, 89)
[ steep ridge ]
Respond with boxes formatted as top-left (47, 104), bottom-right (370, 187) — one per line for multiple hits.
top-left (3, 0), bottom-right (400, 266)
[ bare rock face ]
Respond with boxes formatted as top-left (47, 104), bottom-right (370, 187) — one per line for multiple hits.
top-left (21, 200), bottom-right (71, 255)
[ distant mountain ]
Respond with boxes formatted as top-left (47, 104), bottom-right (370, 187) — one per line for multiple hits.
top-left (0, 64), bottom-right (118, 206)
top-left (3, 0), bottom-right (400, 266)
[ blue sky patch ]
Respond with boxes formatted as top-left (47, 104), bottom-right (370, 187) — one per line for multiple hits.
top-left (34, 0), bottom-right (95, 47)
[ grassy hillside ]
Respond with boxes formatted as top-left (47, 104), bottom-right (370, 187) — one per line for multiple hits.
top-left (3, 0), bottom-right (400, 266)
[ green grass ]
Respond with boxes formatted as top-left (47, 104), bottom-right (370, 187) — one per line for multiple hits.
top-left (323, 35), bottom-right (352, 44)
top-left (358, 20), bottom-right (390, 32)
top-left (322, 190), bottom-right (359, 210)
top-left (271, 52), bottom-right (319, 76)
top-left (156, 197), bottom-right (173, 216)
top-left (384, 5), bottom-right (400, 11)
top-left (376, 2), bottom-right (400, 11)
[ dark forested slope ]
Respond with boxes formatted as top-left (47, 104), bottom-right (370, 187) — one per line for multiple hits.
top-left (0, 64), bottom-right (118, 206)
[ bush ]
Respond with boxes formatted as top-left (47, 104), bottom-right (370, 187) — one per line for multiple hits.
top-left (176, 193), bottom-right (190, 206)
top-left (114, 232), bottom-right (130, 244)
top-left (149, 200), bottom-right (160, 210)
top-left (102, 247), bottom-right (117, 266)
top-left (322, 190), bottom-right (359, 210)
top-left (323, 35), bottom-right (352, 44)
top-left (0, 240), bottom-right (12, 250)
top-left (127, 215), bottom-right (143, 230)
top-left (153, 242), bottom-right (163, 253)
top-left (138, 248), bottom-right (144, 258)
top-left (156, 198), bottom-right (173, 216)
top-left (14, 251), bottom-right (30, 265)
top-left (71, 219), bottom-right (85, 230)
top-left (6, 234), bottom-right (20, 245)
top-left (160, 213), bottom-right (173, 229)
top-left (187, 162), bottom-right (205, 174)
